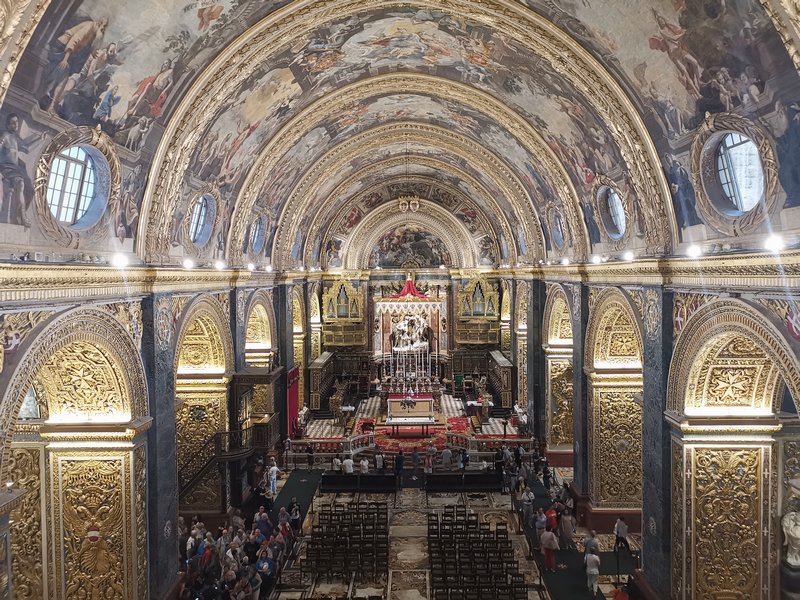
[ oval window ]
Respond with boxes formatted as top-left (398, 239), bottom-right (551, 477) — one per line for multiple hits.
top-left (551, 211), bottom-right (565, 249)
top-left (251, 217), bottom-right (266, 254)
top-left (188, 194), bottom-right (215, 247)
top-left (714, 132), bottom-right (763, 215)
top-left (598, 187), bottom-right (626, 241)
top-left (45, 145), bottom-right (109, 229)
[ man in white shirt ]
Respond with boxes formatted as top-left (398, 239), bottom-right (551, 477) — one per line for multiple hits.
top-left (342, 456), bottom-right (354, 474)
top-left (375, 451), bottom-right (384, 473)
top-left (360, 457), bottom-right (369, 474)
top-left (268, 463), bottom-right (280, 495)
top-left (521, 487), bottom-right (535, 528)
top-left (585, 547), bottom-right (601, 594)
top-left (441, 446), bottom-right (452, 470)
top-left (332, 455), bottom-right (342, 472)
top-left (614, 516), bottom-right (631, 553)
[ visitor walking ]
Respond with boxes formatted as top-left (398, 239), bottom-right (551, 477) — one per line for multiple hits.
top-left (583, 530), bottom-right (600, 557)
top-left (559, 508), bottom-right (576, 549)
top-left (375, 449), bottom-right (385, 473)
top-left (425, 442), bottom-right (436, 474)
top-left (614, 516), bottom-right (631, 553)
top-left (521, 487), bottom-right (535, 528)
top-left (306, 444), bottom-right (314, 469)
top-left (585, 547), bottom-right (601, 595)
top-left (540, 526), bottom-right (560, 573)
top-left (441, 445), bottom-right (452, 470)
top-left (411, 447), bottom-right (421, 481)
top-left (268, 461), bottom-right (280, 496)
top-left (395, 451), bottom-right (405, 488)
top-left (535, 508), bottom-right (547, 544)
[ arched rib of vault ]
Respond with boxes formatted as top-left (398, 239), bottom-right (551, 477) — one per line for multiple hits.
top-left (343, 200), bottom-right (478, 269)
top-left (268, 123), bottom-right (552, 268)
top-left (229, 73), bottom-right (588, 265)
top-left (302, 163), bottom-right (518, 268)
top-left (310, 173), bottom-right (507, 266)
top-left (139, 0), bottom-right (675, 262)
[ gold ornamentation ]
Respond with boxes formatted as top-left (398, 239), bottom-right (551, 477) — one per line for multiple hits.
top-left (9, 446), bottom-right (43, 599)
top-left (784, 440), bottom-right (800, 513)
top-left (134, 445), bottom-right (148, 600)
top-left (458, 276), bottom-right (500, 319)
top-left (543, 286), bottom-right (573, 344)
top-left (245, 301), bottom-right (274, 367)
top-left (758, 0), bottom-right (800, 71)
top-left (100, 302), bottom-right (143, 350)
top-left (673, 292), bottom-right (713, 336)
top-left (668, 299), bottom-right (799, 413)
top-left (217, 292), bottom-right (230, 324)
top-left (0, 0), bottom-right (50, 107)
top-left (34, 126), bottom-right (121, 248)
top-left (0, 310), bottom-right (52, 372)
top-left (586, 288), bottom-right (643, 368)
top-left (176, 392), bottom-right (225, 507)
top-left (37, 340), bottom-right (128, 420)
top-left (689, 112), bottom-right (779, 237)
top-left (642, 289), bottom-right (661, 340)
top-left (251, 384), bottom-right (274, 415)
top-left (236, 289), bottom-right (248, 328)
top-left (54, 456), bottom-right (129, 600)
top-left (589, 387), bottom-right (642, 508)
top-left (671, 440), bottom-right (684, 600)
top-left (322, 279), bottom-right (364, 322)
top-left (692, 448), bottom-right (761, 599)
top-left (174, 295), bottom-right (234, 374)
top-left (548, 360), bottom-right (573, 446)
top-left (155, 297), bottom-right (173, 351)
top-left (517, 336), bottom-right (527, 408)
top-left (515, 281), bottom-right (528, 331)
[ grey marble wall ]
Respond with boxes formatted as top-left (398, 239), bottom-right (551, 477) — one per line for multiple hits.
top-left (141, 294), bottom-right (179, 600)
top-left (570, 283), bottom-right (590, 495)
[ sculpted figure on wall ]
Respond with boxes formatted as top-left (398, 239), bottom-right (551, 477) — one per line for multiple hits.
top-left (783, 512), bottom-right (800, 566)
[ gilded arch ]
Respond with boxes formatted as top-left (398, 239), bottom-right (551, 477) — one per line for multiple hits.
top-left (173, 295), bottom-right (234, 376)
top-left (542, 284), bottom-right (574, 449)
top-left (0, 307), bottom-right (148, 483)
top-left (515, 280), bottom-right (529, 409)
top-left (584, 287), bottom-right (643, 509)
top-left (245, 290), bottom-right (277, 368)
top-left (667, 298), bottom-right (800, 415)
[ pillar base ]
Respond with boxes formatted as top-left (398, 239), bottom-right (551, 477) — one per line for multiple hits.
top-left (782, 560), bottom-right (800, 600)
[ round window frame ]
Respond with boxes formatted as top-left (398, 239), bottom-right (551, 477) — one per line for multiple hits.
top-left (590, 176), bottom-right (632, 248)
top-left (690, 112), bottom-right (778, 236)
top-left (183, 187), bottom-right (221, 251)
top-left (35, 126), bottom-right (120, 247)
top-left (545, 204), bottom-right (570, 255)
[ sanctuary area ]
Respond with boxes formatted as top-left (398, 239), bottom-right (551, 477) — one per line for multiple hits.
top-left (0, 0), bottom-right (799, 599)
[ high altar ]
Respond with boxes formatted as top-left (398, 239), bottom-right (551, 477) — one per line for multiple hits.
top-left (375, 274), bottom-right (442, 435)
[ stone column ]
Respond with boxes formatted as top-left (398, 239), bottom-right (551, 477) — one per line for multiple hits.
top-left (569, 283), bottom-right (590, 496)
top-left (640, 288), bottom-right (673, 595)
top-left (273, 283), bottom-right (292, 439)
top-left (142, 294), bottom-right (179, 599)
top-left (528, 280), bottom-right (545, 438)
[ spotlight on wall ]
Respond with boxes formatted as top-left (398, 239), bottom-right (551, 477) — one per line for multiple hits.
top-left (591, 255), bottom-right (602, 264)
top-left (439, 264), bottom-right (446, 269)
top-left (622, 251), bottom-right (635, 261)
top-left (214, 260), bottom-right (226, 270)
top-left (560, 257), bottom-right (570, 266)
top-left (182, 258), bottom-right (195, 269)
top-left (764, 234), bottom-right (785, 253)
top-left (546, 260), bottom-right (552, 266)
top-left (110, 253), bottom-right (129, 269)
top-left (686, 244), bottom-right (702, 259)
top-left (247, 262), bottom-right (255, 272)
top-left (265, 265), bottom-right (273, 272)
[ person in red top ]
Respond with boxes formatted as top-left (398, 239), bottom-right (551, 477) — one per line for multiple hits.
top-left (545, 506), bottom-right (558, 530)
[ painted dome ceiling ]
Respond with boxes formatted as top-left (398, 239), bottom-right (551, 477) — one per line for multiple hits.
top-left (1, 0), bottom-right (799, 268)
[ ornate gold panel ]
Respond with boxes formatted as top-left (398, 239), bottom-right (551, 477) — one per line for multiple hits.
top-left (252, 384), bottom-right (274, 415)
top-left (517, 336), bottom-right (527, 408)
top-left (9, 446), bottom-right (43, 599)
top-left (51, 454), bottom-right (132, 600)
top-left (176, 392), bottom-right (225, 508)
top-left (133, 446), bottom-right (148, 599)
top-left (515, 281), bottom-right (529, 332)
top-left (37, 340), bottom-right (128, 420)
top-left (293, 338), bottom-right (305, 409)
top-left (589, 385), bottom-right (642, 508)
top-left (177, 316), bottom-right (227, 372)
top-left (99, 302), bottom-right (143, 351)
top-left (501, 327), bottom-right (511, 353)
top-left (671, 439), bottom-right (684, 600)
top-left (0, 310), bottom-right (53, 373)
top-left (548, 359), bottom-right (573, 447)
top-left (458, 276), bottom-right (500, 319)
top-left (692, 447), bottom-right (762, 599)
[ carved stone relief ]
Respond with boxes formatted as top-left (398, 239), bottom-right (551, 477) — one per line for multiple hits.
top-left (548, 359), bottom-right (573, 446)
top-left (9, 446), bottom-right (43, 599)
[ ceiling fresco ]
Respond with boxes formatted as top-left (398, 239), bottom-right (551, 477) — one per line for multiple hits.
top-left (0, 0), bottom-right (797, 264)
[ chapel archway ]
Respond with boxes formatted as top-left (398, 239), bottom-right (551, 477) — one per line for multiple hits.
top-left (245, 299), bottom-right (276, 368)
top-left (174, 296), bottom-right (233, 514)
top-left (4, 308), bottom-right (149, 600)
top-left (542, 285), bottom-right (574, 463)
top-left (584, 288), bottom-right (643, 527)
top-left (667, 299), bottom-right (800, 600)
top-left (292, 288), bottom-right (307, 411)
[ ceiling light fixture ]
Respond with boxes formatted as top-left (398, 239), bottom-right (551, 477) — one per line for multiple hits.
top-left (182, 258), bottom-right (195, 269)
top-left (591, 255), bottom-right (602, 264)
top-left (764, 234), bottom-right (785, 253)
top-left (561, 257), bottom-right (570, 266)
top-left (622, 251), bottom-right (635, 261)
top-left (265, 265), bottom-right (273, 272)
top-left (247, 262), bottom-right (255, 272)
top-left (686, 245), bottom-right (702, 259)
top-left (110, 253), bottom-right (129, 269)
top-left (214, 260), bottom-right (226, 270)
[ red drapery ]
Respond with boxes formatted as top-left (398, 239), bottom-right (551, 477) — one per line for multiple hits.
top-left (387, 276), bottom-right (428, 299)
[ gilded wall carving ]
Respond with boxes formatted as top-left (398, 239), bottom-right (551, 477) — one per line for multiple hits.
top-left (516, 337), bottom-right (527, 409)
top-left (9, 446), bottom-right (43, 599)
top-left (548, 360), bottom-right (573, 446)
top-left (252, 384), bottom-right (274, 415)
top-left (590, 387), bottom-right (642, 507)
top-left (515, 281), bottom-right (529, 331)
top-left (784, 440), bottom-right (800, 513)
top-left (642, 289), bottom-right (661, 340)
top-left (236, 289), bottom-right (248, 328)
top-left (100, 302), bottom-right (143, 350)
top-left (176, 392), bottom-right (225, 502)
top-left (53, 455), bottom-right (130, 600)
top-left (155, 297), bottom-right (173, 351)
top-left (672, 293), bottom-right (713, 337)
top-left (134, 445), bottom-right (148, 600)
top-left (37, 341), bottom-right (128, 420)
top-left (692, 448), bottom-right (761, 599)
top-left (671, 440), bottom-right (684, 600)
top-left (0, 310), bottom-right (52, 373)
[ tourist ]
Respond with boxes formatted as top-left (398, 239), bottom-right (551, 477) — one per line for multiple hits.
top-left (342, 455), bottom-right (354, 474)
top-left (521, 487), bottom-right (535, 528)
top-left (514, 443), bottom-right (525, 468)
top-left (494, 448), bottom-right (504, 474)
top-left (441, 445), bottom-right (453, 470)
top-left (425, 442), bottom-right (436, 474)
top-left (268, 461), bottom-right (280, 496)
top-left (614, 516), bottom-right (631, 553)
top-left (360, 456), bottom-right (369, 474)
top-left (395, 450), bottom-right (405, 488)
top-left (306, 444), bottom-right (315, 469)
top-left (585, 547), bottom-right (601, 595)
top-left (559, 508), bottom-right (576, 549)
top-left (411, 447), bottom-right (421, 480)
top-left (540, 526), bottom-right (560, 573)
top-left (583, 530), bottom-right (599, 557)
top-left (288, 496), bottom-right (302, 534)
top-left (332, 454), bottom-right (342, 472)
top-left (542, 462), bottom-right (552, 491)
top-left (545, 504), bottom-right (558, 531)
top-left (256, 513), bottom-right (272, 539)
top-left (375, 449), bottom-right (385, 473)
top-left (459, 448), bottom-right (470, 472)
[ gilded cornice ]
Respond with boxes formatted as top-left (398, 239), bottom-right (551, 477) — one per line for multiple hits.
top-left (140, 0), bottom-right (669, 262)
top-left (0, 264), bottom-right (275, 308)
top-left (268, 122), bottom-right (547, 266)
top-left (313, 172), bottom-right (504, 258)
top-left (343, 199), bottom-right (478, 268)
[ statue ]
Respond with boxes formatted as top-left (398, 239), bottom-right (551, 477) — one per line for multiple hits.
top-left (391, 314), bottom-right (429, 352)
top-left (783, 512), bottom-right (800, 566)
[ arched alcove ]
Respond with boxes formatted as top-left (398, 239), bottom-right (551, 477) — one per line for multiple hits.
top-left (542, 286), bottom-right (574, 453)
